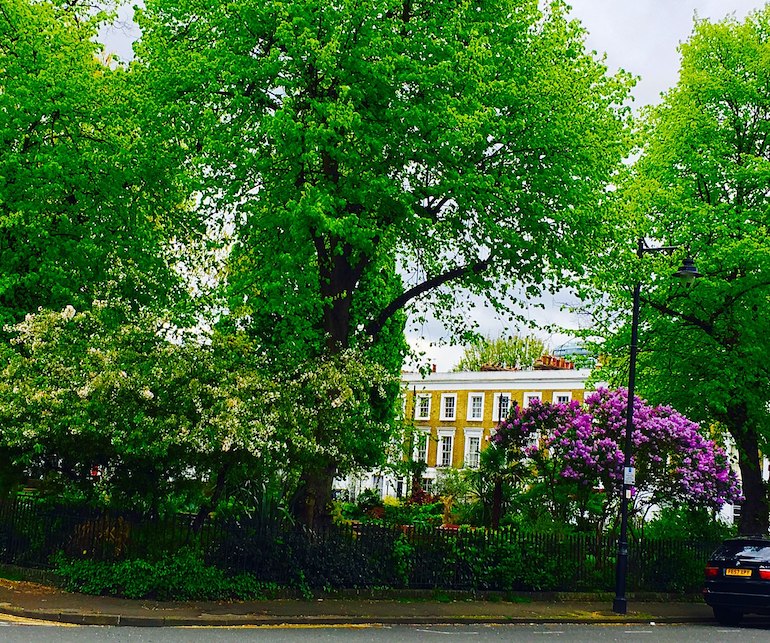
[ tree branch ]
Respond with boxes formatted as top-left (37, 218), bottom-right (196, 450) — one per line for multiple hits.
top-left (708, 278), bottom-right (770, 327)
top-left (641, 296), bottom-right (714, 335)
top-left (365, 257), bottom-right (492, 340)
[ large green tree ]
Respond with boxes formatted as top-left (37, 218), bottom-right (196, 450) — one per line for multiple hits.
top-left (0, 0), bottom-right (193, 330)
top-left (454, 334), bottom-right (547, 371)
top-left (137, 0), bottom-right (634, 526)
top-left (585, 7), bottom-right (770, 534)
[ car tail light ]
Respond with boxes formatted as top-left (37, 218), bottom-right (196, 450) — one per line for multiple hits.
top-left (705, 566), bottom-right (719, 578)
top-left (759, 568), bottom-right (770, 580)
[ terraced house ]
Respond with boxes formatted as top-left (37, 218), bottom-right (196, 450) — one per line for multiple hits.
top-left (338, 362), bottom-right (593, 499)
top-left (402, 365), bottom-right (593, 492)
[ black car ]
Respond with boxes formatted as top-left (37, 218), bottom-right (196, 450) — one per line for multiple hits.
top-left (703, 536), bottom-right (770, 626)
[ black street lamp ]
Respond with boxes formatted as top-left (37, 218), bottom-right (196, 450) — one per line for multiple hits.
top-left (612, 238), bottom-right (701, 615)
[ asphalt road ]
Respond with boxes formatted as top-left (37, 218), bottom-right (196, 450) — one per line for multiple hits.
top-left (1, 622), bottom-right (770, 642)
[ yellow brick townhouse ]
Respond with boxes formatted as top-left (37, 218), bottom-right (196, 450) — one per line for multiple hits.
top-left (336, 366), bottom-right (593, 499)
top-left (403, 368), bottom-right (592, 489)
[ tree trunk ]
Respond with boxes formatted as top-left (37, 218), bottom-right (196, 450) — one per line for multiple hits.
top-left (721, 401), bottom-right (769, 535)
top-left (314, 235), bottom-right (365, 351)
top-left (291, 241), bottom-right (363, 528)
top-left (734, 427), bottom-right (769, 535)
top-left (294, 462), bottom-right (337, 530)
top-left (192, 461), bottom-right (230, 534)
top-left (491, 477), bottom-right (502, 529)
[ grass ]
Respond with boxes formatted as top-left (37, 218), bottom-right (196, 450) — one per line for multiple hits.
top-left (503, 593), bottom-right (533, 604)
top-left (0, 567), bottom-right (25, 582)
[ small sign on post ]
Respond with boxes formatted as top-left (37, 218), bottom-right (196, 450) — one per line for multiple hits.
top-left (624, 466), bottom-right (636, 485)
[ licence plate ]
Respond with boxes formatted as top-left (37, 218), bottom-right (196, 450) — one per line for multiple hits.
top-left (725, 568), bottom-right (752, 577)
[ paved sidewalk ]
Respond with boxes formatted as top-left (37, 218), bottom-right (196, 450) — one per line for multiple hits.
top-left (0, 578), bottom-right (717, 627)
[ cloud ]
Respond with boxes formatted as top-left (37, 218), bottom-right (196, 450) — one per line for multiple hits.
top-left (567, 0), bottom-right (766, 107)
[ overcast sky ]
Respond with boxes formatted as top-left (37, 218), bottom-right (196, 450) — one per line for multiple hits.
top-left (100, 1), bottom-right (769, 371)
top-left (567, 1), bottom-right (765, 107)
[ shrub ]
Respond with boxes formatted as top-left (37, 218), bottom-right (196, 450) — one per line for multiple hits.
top-left (52, 548), bottom-right (279, 601)
top-left (336, 501), bottom-right (364, 522)
top-left (383, 500), bottom-right (443, 527)
top-left (643, 507), bottom-right (735, 541)
top-left (391, 533), bottom-right (414, 587)
top-left (356, 489), bottom-right (382, 513)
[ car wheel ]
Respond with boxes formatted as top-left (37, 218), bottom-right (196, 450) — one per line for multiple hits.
top-left (713, 606), bottom-right (742, 627)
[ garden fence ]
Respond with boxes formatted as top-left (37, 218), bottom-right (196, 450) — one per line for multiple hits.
top-left (0, 496), bottom-right (718, 592)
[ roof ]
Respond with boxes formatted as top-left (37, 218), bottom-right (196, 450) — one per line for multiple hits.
top-left (402, 369), bottom-right (593, 392)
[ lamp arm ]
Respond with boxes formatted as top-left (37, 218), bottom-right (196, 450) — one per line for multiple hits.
top-left (637, 237), bottom-right (683, 258)
top-left (639, 245), bottom-right (681, 256)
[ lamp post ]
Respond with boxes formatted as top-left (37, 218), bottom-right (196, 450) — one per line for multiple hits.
top-left (612, 238), bottom-right (701, 615)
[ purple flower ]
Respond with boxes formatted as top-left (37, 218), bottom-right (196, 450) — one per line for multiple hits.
top-left (493, 387), bottom-right (741, 510)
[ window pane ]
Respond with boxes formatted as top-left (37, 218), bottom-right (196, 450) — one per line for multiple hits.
top-left (467, 436), bottom-right (480, 468)
top-left (712, 542), bottom-right (770, 562)
top-left (524, 394), bottom-right (540, 408)
top-left (416, 433), bottom-right (427, 462)
top-left (471, 395), bottom-right (483, 418)
top-left (441, 436), bottom-right (453, 467)
top-left (417, 395), bottom-right (430, 418)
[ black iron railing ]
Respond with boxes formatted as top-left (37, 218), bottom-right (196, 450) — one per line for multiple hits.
top-left (0, 496), bottom-right (718, 592)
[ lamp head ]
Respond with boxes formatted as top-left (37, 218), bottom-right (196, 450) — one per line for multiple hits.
top-left (673, 257), bottom-right (701, 285)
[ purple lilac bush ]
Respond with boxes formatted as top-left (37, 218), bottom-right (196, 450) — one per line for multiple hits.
top-left (491, 388), bottom-right (741, 516)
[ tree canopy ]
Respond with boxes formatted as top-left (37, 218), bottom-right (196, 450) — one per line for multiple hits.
top-left (580, 6), bottom-right (770, 534)
top-left (453, 335), bottom-right (547, 371)
top-left (0, 0), bottom-right (194, 330)
top-left (135, 0), bottom-right (634, 525)
top-left (136, 0), bottom-right (634, 350)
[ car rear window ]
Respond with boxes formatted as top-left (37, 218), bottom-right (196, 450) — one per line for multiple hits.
top-left (712, 541), bottom-right (770, 562)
